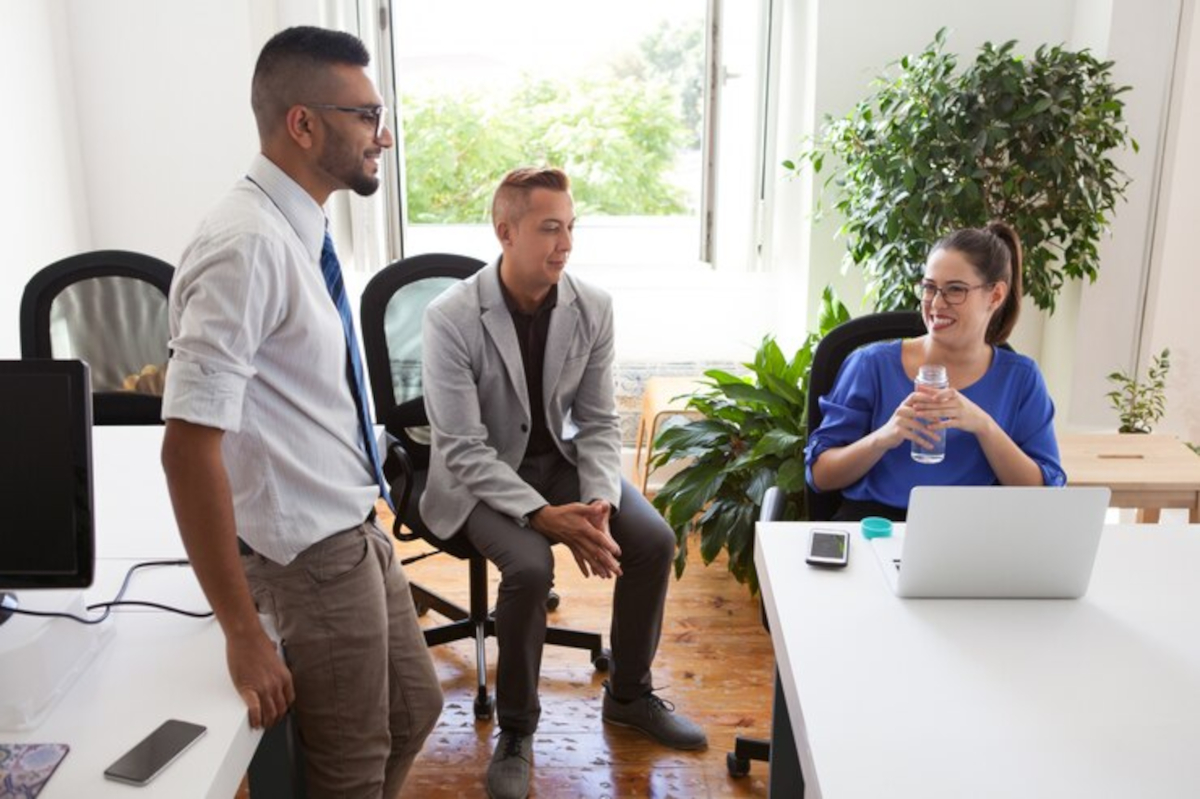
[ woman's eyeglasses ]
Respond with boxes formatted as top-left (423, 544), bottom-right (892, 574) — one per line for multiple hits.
top-left (917, 282), bottom-right (990, 305)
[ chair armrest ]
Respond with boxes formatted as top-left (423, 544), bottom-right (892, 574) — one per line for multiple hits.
top-left (386, 441), bottom-right (420, 542)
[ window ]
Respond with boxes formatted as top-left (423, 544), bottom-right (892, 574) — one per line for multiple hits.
top-left (371, 0), bottom-right (771, 270)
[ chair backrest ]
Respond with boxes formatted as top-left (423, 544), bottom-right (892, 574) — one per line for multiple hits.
top-left (805, 311), bottom-right (928, 521)
top-left (360, 253), bottom-right (486, 470)
top-left (759, 485), bottom-right (786, 523)
top-left (20, 250), bottom-right (174, 425)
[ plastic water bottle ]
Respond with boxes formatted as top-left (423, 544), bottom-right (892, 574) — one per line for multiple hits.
top-left (911, 364), bottom-right (948, 464)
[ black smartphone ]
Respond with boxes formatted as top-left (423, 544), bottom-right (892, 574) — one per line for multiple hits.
top-left (805, 528), bottom-right (850, 567)
top-left (103, 719), bottom-right (207, 785)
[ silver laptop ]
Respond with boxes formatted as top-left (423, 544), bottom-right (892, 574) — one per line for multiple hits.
top-left (884, 486), bottom-right (1111, 598)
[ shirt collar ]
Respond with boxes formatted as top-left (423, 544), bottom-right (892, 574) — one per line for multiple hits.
top-left (246, 153), bottom-right (327, 262)
top-left (498, 263), bottom-right (558, 317)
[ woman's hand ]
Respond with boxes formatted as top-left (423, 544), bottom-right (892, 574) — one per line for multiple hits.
top-left (914, 385), bottom-right (995, 437)
top-left (874, 390), bottom-right (943, 452)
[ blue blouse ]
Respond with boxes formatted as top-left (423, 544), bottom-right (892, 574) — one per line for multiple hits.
top-left (805, 341), bottom-right (1066, 508)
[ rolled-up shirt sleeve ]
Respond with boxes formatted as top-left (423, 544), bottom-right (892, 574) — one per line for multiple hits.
top-left (162, 233), bottom-right (282, 433)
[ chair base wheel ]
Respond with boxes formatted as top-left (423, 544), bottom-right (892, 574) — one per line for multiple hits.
top-left (414, 600), bottom-right (429, 617)
top-left (592, 648), bottom-right (612, 672)
top-left (546, 590), bottom-right (561, 612)
top-left (474, 695), bottom-right (495, 721)
top-left (726, 751), bottom-right (751, 778)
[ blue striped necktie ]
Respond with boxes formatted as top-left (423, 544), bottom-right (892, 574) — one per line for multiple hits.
top-left (320, 230), bottom-right (393, 511)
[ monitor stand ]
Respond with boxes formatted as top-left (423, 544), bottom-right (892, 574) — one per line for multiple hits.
top-left (0, 590), bottom-right (113, 731)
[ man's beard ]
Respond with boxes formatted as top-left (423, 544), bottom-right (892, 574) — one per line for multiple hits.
top-left (319, 132), bottom-right (381, 197)
top-left (348, 171), bottom-right (380, 197)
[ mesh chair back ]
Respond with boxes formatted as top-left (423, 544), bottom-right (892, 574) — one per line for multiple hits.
top-left (361, 253), bottom-right (485, 469)
top-left (805, 312), bottom-right (927, 521)
top-left (20, 250), bottom-right (174, 425)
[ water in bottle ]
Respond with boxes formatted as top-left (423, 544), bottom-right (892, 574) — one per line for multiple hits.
top-left (912, 364), bottom-right (948, 464)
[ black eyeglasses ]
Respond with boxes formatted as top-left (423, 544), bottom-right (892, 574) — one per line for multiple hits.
top-left (917, 281), bottom-right (991, 305)
top-left (306, 103), bottom-right (389, 139)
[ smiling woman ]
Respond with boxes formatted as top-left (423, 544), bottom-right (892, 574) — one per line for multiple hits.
top-left (804, 221), bottom-right (1067, 522)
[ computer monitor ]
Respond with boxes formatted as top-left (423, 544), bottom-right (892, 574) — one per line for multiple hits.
top-left (0, 359), bottom-right (94, 623)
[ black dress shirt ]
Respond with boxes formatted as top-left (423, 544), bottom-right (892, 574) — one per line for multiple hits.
top-left (499, 273), bottom-right (558, 460)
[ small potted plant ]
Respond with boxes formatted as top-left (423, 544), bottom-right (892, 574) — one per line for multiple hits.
top-left (1106, 349), bottom-right (1169, 434)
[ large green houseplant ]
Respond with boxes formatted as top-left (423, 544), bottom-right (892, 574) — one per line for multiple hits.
top-left (786, 29), bottom-right (1136, 313)
top-left (651, 288), bottom-right (850, 594)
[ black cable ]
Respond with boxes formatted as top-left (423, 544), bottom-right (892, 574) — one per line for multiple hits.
top-left (86, 600), bottom-right (213, 618)
top-left (6, 559), bottom-right (213, 624)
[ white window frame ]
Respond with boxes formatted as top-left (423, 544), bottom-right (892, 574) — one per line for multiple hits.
top-left (358, 0), bottom-right (779, 275)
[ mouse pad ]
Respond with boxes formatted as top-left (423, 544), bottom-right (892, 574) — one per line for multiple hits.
top-left (0, 743), bottom-right (70, 799)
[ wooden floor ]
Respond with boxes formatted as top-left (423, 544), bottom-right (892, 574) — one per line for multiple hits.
top-left (393, 524), bottom-right (775, 798)
top-left (237, 514), bottom-right (776, 798)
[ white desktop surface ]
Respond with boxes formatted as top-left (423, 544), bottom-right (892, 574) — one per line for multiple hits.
top-left (2, 426), bottom-right (260, 797)
top-left (755, 522), bottom-right (1200, 799)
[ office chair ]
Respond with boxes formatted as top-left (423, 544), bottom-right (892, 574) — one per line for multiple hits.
top-left (805, 311), bottom-right (929, 522)
top-left (726, 484), bottom-right (785, 778)
top-left (360, 253), bottom-right (610, 721)
top-left (20, 250), bottom-right (174, 425)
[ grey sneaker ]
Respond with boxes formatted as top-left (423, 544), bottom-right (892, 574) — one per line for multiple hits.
top-left (601, 681), bottom-right (708, 751)
top-left (487, 730), bottom-right (532, 799)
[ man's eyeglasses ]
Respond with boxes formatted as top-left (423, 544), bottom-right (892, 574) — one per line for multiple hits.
top-left (306, 104), bottom-right (388, 139)
top-left (917, 281), bottom-right (991, 305)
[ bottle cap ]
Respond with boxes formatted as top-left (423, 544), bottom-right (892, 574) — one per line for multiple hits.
top-left (860, 516), bottom-right (893, 540)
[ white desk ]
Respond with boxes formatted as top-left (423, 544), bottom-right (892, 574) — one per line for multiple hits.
top-left (2, 426), bottom-right (262, 797)
top-left (755, 522), bottom-right (1200, 799)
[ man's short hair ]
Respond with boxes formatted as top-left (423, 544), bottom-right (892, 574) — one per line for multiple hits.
top-left (492, 167), bottom-right (571, 227)
top-left (251, 26), bottom-right (371, 140)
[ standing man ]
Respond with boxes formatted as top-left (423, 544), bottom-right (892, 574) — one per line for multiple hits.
top-left (161, 26), bottom-right (442, 797)
top-left (421, 167), bottom-right (707, 799)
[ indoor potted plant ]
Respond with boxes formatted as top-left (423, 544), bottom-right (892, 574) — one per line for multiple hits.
top-left (1106, 348), bottom-right (1170, 433)
top-left (650, 287), bottom-right (849, 594)
top-left (786, 28), bottom-right (1137, 313)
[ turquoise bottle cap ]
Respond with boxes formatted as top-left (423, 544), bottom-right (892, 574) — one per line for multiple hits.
top-left (860, 516), bottom-right (893, 540)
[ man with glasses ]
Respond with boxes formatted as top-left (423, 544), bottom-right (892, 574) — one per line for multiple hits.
top-left (161, 26), bottom-right (442, 797)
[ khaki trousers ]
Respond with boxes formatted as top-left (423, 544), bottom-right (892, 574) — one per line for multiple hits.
top-left (244, 522), bottom-right (443, 798)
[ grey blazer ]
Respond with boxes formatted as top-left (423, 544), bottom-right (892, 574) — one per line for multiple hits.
top-left (419, 260), bottom-right (622, 540)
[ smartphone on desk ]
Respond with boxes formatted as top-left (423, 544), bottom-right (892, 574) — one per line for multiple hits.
top-left (805, 528), bottom-right (850, 567)
top-left (103, 719), bottom-right (207, 785)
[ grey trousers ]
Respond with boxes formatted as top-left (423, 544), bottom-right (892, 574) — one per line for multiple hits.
top-left (244, 522), bottom-right (444, 798)
top-left (463, 451), bottom-right (676, 734)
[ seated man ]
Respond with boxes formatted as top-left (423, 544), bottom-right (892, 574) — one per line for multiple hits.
top-left (421, 167), bottom-right (707, 799)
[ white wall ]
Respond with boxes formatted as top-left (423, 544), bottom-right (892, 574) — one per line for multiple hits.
top-left (0, 0), bottom-right (92, 359)
top-left (1062, 0), bottom-right (1185, 433)
top-left (1144, 0), bottom-right (1200, 443)
top-left (64, 0), bottom-right (260, 264)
